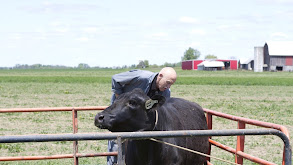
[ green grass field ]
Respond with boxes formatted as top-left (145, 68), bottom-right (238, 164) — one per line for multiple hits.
top-left (0, 68), bottom-right (292, 165)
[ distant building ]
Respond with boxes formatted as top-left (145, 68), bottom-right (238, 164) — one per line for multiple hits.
top-left (182, 60), bottom-right (203, 70)
top-left (239, 58), bottom-right (254, 70)
top-left (182, 59), bottom-right (238, 70)
top-left (216, 59), bottom-right (238, 70)
top-left (197, 60), bottom-right (224, 71)
top-left (254, 41), bottom-right (293, 72)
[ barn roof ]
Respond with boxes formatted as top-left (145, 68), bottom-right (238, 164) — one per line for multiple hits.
top-left (197, 61), bottom-right (224, 67)
top-left (266, 41), bottom-right (293, 56)
top-left (239, 58), bottom-right (253, 64)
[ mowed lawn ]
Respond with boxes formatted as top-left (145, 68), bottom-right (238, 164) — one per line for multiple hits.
top-left (0, 68), bottom-right (292, 165)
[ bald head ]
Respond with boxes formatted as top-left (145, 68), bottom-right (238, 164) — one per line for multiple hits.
top-left (159, 67), bottom-right (177, 81)
top-left (156, 67), bottom-right (177, 91)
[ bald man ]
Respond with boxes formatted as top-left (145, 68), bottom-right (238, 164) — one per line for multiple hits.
top-left (110, 67), bottom-right (177, 104)
top-left (107, 67), bottom-right (177, 165)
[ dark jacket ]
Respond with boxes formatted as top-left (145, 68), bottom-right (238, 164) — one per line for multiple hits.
top-left (111, 69), bottom-right (171, 104)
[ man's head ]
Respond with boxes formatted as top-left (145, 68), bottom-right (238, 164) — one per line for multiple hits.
top-left (156, 67), bottom-right (177, 91)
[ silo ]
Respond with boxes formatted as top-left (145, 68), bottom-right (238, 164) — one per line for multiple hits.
top-left (254, 47), bottom-right (264, 72)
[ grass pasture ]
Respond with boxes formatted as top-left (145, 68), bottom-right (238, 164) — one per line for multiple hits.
top-left (0, 68), bottom-right (292, 165)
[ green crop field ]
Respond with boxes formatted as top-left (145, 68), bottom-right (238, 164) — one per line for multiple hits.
top-left (0, 68), bottom-right (292, 165)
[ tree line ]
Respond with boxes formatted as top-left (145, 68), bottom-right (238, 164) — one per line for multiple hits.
top-left (0, 47), bottom-right (218, 70)
top-left (0, 62), bottom-right (182, 70)
top-left (182, 47), bottom-right (217, 61)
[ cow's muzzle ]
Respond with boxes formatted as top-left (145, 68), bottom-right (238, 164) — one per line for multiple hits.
top-left (94, 113), bottom-right (105, 128)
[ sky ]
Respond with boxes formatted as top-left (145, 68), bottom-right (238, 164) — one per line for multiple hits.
top-left (1, 0), bottom-right (293, 67)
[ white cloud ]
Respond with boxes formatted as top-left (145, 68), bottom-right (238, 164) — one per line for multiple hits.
top-left (188, 42), bottom-right (201, 48)
top-left (76, 37), bottom-right (89, 42)
top-left (190, 29), bottom-right (206, 35)
top-left (217, 24), bottom-right (243, 30)
top-left (270, 32), bottom-right (288, 39)
top-left (10, 33), bottom-right (22, 40)
top-left (82, 27), bottom-right (98, 33)
top-left (34, 35), bottom-right (47, 40)
top-left (55, 28), bottom-right (69, 33)
top-left (150, 32), bottom-right (168, 37)
top-left (217, 25), bottom-right (230, 30)
top-left (49, 21), bottom-right (63, 27)
top-left (49, 21), bottom-right (70, 33)
top-left (179, 17), bottom-right (199, 24)
top-left (264, 0), bottom-right (293, 4)
top-left (25, 2), bottom-right (100, 14)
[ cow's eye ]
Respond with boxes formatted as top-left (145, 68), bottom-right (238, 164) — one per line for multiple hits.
top-left (128, 100), bottom-right (137, 106)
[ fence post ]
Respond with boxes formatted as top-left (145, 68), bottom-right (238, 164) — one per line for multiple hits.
top-left (72, 109), bottom-right (79, 165)
top-left (235, 121), bottom-right (245, 164)
top-left (117, 136), bottom-right (125, 165)
top-left (206, 113), bottom-right (212, 162)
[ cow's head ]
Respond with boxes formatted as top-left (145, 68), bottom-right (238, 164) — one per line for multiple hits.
top-left (94, 88), bottom-right (165, 132)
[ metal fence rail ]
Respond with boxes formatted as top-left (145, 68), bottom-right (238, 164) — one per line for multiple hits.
top-left (0, 106), bottom-right (291, 165)
top-left (0, 129), bottom-right (291, 165)
top-left (203, 108), bottom-right (290, 165)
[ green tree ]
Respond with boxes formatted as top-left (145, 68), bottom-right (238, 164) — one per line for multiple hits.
top-left (150, 64), bottom-right (159, 68)
top-left (137, 60), bottom-right (146, 68)
top-left (181, 47), bottom-right (200, 61)
top-left (144, 60), bottom-right (149, 68)
top-left (205, 54), bottom-right (217, 59)
top-left (163, 62), bottom-right (175, 67)
top-left (77, 63), bottom-right (90, 69)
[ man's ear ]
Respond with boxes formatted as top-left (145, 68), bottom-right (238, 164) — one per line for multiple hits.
top-left (145, 95), bottom-right (166, 110)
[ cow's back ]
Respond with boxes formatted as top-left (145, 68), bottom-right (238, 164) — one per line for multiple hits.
top-left (159, 98), bottom-right (208, 130)
top-left (160, 98), bottom-right (209, 164)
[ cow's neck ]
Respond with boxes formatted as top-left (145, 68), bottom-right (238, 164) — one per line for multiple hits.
top-left (149, 107), bottom-right (173, 131)
top-left (152, 109), bottom-right (158, 130)
top-left (153, 107), bottom-right (173, 131)
top-left (145, 108), bottom-right (158, 131)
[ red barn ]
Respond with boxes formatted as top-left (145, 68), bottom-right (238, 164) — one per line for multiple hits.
top-left (182, 59), bottom-right (238, 70)
top-left (182, 60), bottom-right (203, 70)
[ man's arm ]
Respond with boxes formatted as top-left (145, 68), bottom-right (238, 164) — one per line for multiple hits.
top-left (112, 70), bottom-right (141, 95)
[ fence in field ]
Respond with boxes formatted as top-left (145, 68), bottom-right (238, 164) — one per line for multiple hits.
top-left (0, 107), bottom-right (291, 165)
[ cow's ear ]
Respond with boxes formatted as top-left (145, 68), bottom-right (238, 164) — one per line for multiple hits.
top-left (151, 95), bottom-right (166, 106)
top-left (145, 95), bottom-right (166, 110)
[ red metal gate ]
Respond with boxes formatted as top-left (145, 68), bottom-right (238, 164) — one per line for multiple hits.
top-left (0, 107), bottom-right (290, 165)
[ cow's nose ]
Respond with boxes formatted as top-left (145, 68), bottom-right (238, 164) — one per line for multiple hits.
top-left (95, 114), bottom-right (104, 126)
top-left (98, 114), bottom-right (104, 123)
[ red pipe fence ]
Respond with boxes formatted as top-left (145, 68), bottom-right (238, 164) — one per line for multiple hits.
top-left (0, 106), bottom-right (290, 165)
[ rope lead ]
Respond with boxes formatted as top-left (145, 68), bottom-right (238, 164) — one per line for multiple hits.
top-left (149, 138), bottom-right (239, 165)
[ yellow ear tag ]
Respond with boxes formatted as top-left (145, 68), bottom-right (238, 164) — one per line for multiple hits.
top-left (145, 99), bottom-right (158, 109)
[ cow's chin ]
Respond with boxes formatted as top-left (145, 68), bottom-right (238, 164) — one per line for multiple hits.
top-left (109, 126), bottom-right (150, 132)
top-left (96, 122), bottom-right (114, 131)
top-left (108, 128), bottom-right (133, 132)
top-left (108, 126), bottom-right (140, 132)
top-left (97, 125), bottom-right (108, 130)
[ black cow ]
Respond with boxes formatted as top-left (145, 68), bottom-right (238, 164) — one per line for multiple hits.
top-left (95, 88), bottom-right (209, 165)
